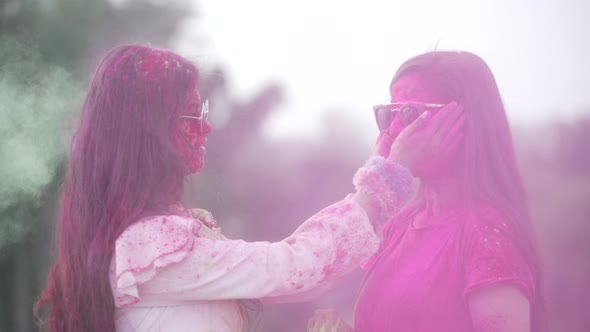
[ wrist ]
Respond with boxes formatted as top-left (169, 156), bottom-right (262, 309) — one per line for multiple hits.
top-left (352, 156), bottom-right (418, 222)
top-left (351, 191), bottom-right (381, 226)
top-left (387, 149), bottom-right (410, 171)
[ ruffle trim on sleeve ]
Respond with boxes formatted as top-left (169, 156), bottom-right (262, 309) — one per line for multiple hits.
top-left (112, 215), bottom-right (202, 307)
top-left (353, 156), bottom-right (418, 222)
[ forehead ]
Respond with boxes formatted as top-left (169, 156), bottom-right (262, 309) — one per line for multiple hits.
top-left (390, 72), bottom-right (448, 104)
top-left (188, 85), bottom-right (201, 103)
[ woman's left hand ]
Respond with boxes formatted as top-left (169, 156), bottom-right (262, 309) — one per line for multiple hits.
top-left (387, 102), bottom-right (465, 177)
top-left (307, 309), bottom-right (354, 332)
top-left (189, 208), bottom-right (217, 229)
top-left (371, 132), bottom-right (394, 158)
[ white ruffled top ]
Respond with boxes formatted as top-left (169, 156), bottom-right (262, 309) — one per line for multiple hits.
top-left (109, 199), bottom-right (380, 331)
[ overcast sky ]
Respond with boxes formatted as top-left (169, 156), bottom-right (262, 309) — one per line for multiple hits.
top-left (173, 0), bottom-right (590, 139)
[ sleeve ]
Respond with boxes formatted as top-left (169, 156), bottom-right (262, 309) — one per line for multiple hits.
top-left (110, 199), bottom-right (380, 307)
top-left (462, 209), bottom-right (536, 302)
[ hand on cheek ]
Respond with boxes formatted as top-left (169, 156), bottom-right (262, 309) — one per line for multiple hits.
top-left (372, 117), bottom-right (405, 157)
top-left (388, 116), bottom-right (405, 139)
top-left (372, 132), bottom-right (392, 157)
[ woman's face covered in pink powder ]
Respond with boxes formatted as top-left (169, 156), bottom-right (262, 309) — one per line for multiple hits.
top-left (382, 73), bottom-right (463, 179)
top-left (173, 88), bottom-right (212, 174)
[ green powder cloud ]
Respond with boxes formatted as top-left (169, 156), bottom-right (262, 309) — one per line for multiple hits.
top-left (0, 36), bottom-right (83, 252)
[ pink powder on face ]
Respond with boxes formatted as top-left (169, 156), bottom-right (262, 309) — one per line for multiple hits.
top-left (172, 88), bottom-right (212, 174)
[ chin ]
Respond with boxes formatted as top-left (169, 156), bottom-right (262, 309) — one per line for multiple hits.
top-left (186, 154), bottom-right (205, 174)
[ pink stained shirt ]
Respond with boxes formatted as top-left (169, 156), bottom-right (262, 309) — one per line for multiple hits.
top-left (354, 206), bottom-right (536, 332)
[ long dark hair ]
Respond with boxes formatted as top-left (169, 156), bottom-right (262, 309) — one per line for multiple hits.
top-left (34, 44), bottom-right (199, 331)
top-left (391, 51), bottom-right (545, 330)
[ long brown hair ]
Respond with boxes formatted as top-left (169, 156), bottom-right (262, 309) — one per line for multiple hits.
top-left (34, 45), bottom-right (199, 331)
top-left (391, 51), bottom-right (545, 330)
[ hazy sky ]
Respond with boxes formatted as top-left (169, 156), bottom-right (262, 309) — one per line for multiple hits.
top-left (174, 0), bottom-right (590, 139)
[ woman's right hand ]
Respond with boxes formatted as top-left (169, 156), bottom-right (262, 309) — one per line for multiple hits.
top-left (378, 102), bottom-right (465, 177)
top-left (307, 309), bottom-right (354, 332)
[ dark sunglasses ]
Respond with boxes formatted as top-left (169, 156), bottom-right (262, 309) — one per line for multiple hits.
top-left (373, 102), bottom-right (445, 132)
top-left (179, 99), bottom-right (209, 132)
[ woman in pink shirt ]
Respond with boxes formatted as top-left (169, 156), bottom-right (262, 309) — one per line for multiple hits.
top-left (309, 51), bottom-right (543, 332)
top-left (34, 45), bottom-right (464, 332)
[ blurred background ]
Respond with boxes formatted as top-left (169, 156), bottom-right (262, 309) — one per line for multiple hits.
top-left (1, 0), bottom-right (589, 331)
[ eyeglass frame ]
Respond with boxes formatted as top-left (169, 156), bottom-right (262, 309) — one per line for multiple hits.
top-left (179, 99), bottom-right (209, 132)
top-left (372, 102), bottom-right (446, 132)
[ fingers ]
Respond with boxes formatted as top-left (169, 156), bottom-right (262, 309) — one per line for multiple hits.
top-left (307, 309), bottom-right (327, 332)
top-left (429, 102), bottom-right (457, 131)
top-left (189, 208), bottom-right (207, 219)
top-left (387, 114), bottom-right (405, 138)
top-left (307, 316), bottom-right (317, 331)
top-left (398, 109), bottom-right (432, 137)
top-left (429, 102), bottom-right (462, 135)
top-left (432, 109), bottom-right (465, 144)
top-left (307, 309), bottom-right (344, 332)
top-left (373, 132), bottom-right (394, 157)
top-left (444, 111), bottom-right (466, 141)
top-left (431, 105), bottom-right (465, 150)
top-left (326, 311), bottom-right (340, 328)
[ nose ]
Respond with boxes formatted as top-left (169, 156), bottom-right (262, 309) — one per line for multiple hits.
top-left (201, 119), bottom-right (212, 134)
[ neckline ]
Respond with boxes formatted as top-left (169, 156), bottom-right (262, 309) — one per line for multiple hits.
top-left (407, 207), bottom-right (464, 231)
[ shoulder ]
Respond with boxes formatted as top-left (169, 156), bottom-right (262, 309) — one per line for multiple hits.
top-left (461, 204), bottom-right (514, 240)
top-left (117, 214), bottom-right (201, 250)
top-left (114, 214), bottom-right (202, 277)
top-left (459, 204), bottom-right (525, 264)
top-left (112, 214), bottom-right (202, 307)
top-left (459, 204), bottom-right (536, 301)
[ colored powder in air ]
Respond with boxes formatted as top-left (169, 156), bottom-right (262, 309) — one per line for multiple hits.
top-left (0, 36), bottom-right (83, 252)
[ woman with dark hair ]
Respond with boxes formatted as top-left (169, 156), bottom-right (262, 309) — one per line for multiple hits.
top-left (309, 51), bottom-right (544, 332)
top-left (34, 45), bottom-right (464, 331)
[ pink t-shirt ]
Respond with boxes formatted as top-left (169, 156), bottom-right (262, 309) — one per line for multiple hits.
top-left (354, 205), bottom-right (535, 332)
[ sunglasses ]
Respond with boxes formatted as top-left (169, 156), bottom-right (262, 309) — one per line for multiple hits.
top-left (373, 102), bottom-right (445, 132)
top-left (180, 99), bottom-right (209, 132)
